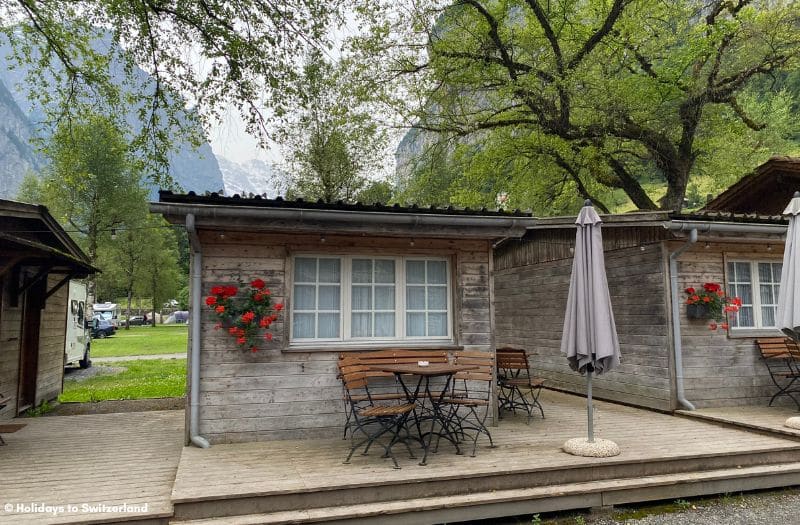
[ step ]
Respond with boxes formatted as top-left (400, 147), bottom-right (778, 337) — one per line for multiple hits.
top-left (169, 461), bottom-right (800, 525)
top-left (171, 446), bottom-right (800, 521)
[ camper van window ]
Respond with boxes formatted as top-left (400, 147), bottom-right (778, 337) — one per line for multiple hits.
top-left (77, 302), bottom-right (84, 322)
top-left (71, 300), bottom-right (78, 315)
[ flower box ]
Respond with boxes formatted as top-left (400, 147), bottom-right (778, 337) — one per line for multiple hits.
top-left (686, 303), bottom-right (710, 319)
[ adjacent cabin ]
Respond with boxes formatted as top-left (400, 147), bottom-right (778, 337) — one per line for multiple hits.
top-left (0, 199), bottom-right (95, 418)
top-left (494, 210), bottom-right (787, 411)
top-left (704, 156), bottom-right (800, 214)
top-left (153, 191), bottom-right (535, 444)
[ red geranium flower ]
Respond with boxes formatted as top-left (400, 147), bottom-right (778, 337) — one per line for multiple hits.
top-left (708, 322), bottom-right (718, 330)
top-left (241, 311), bottom-right (256, 324)
top-left (702, 296), bottom-right (711, 303)
top-left (703, 282), bottom-right (721, 292)
top-left (205, 296), bottom-right (217, 306)
top-left (685, 287), bottom-right (696, 294)
top-left (228, 327), bottom-right (238, 335)
top-left (250, 278), bottom-right (266, 290)
top-left (236, 337), bottom-right (246, 345)
top-left (259, 317), bottom-right (270, 328)
top-left (215, 305), bottom-right (225, 314)
top-left (251, 346), bottom-right (258, 353)
top-left (264, 333), bottom-right (273, 341)
top-left (253, 292), bottom-right (265, 302)
top-left (224, 286), bottom-right (238, 297)
top-left (720, 322), bottom-right (729, 330)
top-left (274, 303), bottom-right (284, 312)
top-left (210, 285), bottom-right (225, 295)
top-left (691, 295), bottom-right (700, 302)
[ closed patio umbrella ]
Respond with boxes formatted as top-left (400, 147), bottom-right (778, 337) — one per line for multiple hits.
top-left (777, 192), bottom-right (800, 341)
top-left (776, 192), bottom-right (800, 430)
top-left (560, 200), bottom-right (621, 457)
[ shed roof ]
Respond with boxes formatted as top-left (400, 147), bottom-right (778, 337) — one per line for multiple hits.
top-left (703, 156), bottom-right (800, 214)
top-left (153, 191), bottom-right (536, 239)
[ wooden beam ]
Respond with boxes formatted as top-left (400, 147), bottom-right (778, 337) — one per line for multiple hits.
top-left (0, 256), bottom-right (25, 279)
top-left (44, 273), bottom-right (73, 302)
top-left (18, 264), bottom-right (53, 296)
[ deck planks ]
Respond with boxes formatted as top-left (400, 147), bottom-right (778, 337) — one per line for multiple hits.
top-left (171, 390), bottom-right (800, 504)
top-left (678, 404), bottom-right (800, 439)
top-left (0, 410), bottom-right (183, 524)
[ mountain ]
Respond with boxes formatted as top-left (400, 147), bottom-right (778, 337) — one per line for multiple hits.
top-left (0, 78), bottom-right (41, 198)
top-left (217, 156), bottom-right (288, 197)
top-left (0, 33), bottom-right (224, 199)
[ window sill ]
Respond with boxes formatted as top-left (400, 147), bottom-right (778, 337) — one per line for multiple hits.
top-left (284, 341), bottom-right (462, 353)
top-left (727, 328), bottom-right (784, 339)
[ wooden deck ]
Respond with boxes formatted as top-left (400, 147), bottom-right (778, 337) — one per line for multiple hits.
top-left (678, 404), bottom-right (800, 439)
top-left (0, 410), bottom-right (183, 525)
top-left (170, 391), bottom-right (800, 524)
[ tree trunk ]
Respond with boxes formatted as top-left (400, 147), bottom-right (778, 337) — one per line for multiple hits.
top-left (660, 157), bottom-right (694, 212)
top-left (125, 289), bottom-right (133, 330)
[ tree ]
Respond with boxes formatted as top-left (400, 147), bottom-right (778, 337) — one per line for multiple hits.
top-left (280, 51), bottom-right (388, 202)
top-left (25, 113), bottom-right (147, 298)
top-left (135, 216), bottom-right (181, 326)
top-left (359, 0), bottom-right (800, 211)
top-left (1, 0), bottom-right (355, 183)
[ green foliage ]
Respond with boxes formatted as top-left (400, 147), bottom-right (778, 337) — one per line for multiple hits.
top-left (59, 359), bottom-right (186, 402)
top-left (357, 179), bottom-right (395, 204)
top-left (90, 325), bottom-right (187, 358)
top-left (25, 400), bottom-right (54, 417)
top-left (281, 51), bottom-right (388, 202)
top-left (2, 0), bottom-right (353, 184)
top-left (358, 0), bottom-right (800, 213)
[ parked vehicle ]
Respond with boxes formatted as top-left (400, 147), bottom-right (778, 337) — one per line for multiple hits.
top-left (91, 318), bottom-right (116, 339)
top-left (92, 302), bottom-right (121, 327)
top-left (65, 281), bottom-right (91, 369)
top-left (126, 315), bottom-right (146, 326)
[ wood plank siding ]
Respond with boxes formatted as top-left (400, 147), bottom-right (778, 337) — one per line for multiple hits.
top-left (673, 240), bottom-right (787, 408)
top-left (494, 228), bottom-right (674, 411)
top-left (193, 231), bottom-right (493, 444)
top-left (1, 274), bottom-right (69, 418)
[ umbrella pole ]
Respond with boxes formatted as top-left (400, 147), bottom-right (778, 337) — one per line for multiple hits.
top-left (587, 369), bottom-right (594, 443)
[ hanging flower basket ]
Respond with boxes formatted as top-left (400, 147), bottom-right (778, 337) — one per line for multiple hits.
top-left (684, 283), bottom-right (742, 330)
top-left (205, 279), bottom-right (284, 353)
top-left (686, 303), bottom-right (710, 319)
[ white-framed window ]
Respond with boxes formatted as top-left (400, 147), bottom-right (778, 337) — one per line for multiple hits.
top-left (726, 260), bottom-right (782, 329)
top-left (290, 255), bottom-right (452, 343)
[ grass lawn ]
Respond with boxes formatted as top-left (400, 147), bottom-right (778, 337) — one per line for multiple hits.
top-left (91, 324), bottom-right (188, 357)
top-left (59, 359), bottom-right (186, 402)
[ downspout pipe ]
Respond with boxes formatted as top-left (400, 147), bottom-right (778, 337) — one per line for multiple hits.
top-left (186, 214), bottom-right (211, 448)
top-left (668, 228), bottom-right (698, 411)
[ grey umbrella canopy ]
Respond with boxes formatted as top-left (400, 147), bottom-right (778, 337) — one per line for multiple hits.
top-left (777, 191), bottom-right (800, 341)
top-left (561, 200), bottom-right (621, 446)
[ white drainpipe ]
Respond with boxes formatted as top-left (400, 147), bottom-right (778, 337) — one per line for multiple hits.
top-left (664, 220), bottom-right (787, 411)
top-left (186, 213), bottom-right (210, 448)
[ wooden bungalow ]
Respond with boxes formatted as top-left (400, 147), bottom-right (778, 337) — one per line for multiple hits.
top-left (494, 209), bottom-right (789, 412)
top-left (704, 156), bottom-right (800, 214)
top-left (0, 199), bottom-right (95, 418)
top-left (152, 191), bottom-right (535, 445)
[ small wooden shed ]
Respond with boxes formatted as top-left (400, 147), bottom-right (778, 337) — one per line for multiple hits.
top-left (494, 210), bottom-right (789, 412)
top-left (153, 191), bottom-right (534, 444)
top-left (0, 199), bottom-right (95, 417)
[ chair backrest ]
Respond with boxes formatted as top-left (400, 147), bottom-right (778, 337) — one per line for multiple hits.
top-left (337, 360), bottom-right (372, 400)
top-left (496, 347), bottom-right (530, 375)
top-left (757, 338), bottom-right (800, 374)
top-left (453, 351), bottom-right (494, 381)
top-left (339, 349), bottom-right (450, 378)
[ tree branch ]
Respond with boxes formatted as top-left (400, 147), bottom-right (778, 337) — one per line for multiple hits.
top-left (567, 0), bottom-right (628, 70)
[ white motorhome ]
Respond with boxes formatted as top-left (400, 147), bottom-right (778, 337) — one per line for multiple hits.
top-left (65, 281), bottom-right (91, 368)
top-left (92, 302), bottom-right (121, 327)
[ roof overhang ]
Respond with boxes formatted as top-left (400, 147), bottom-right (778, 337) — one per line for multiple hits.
top-left (151, 201), bottom-right (537, 240)
top-left (0, 232), bottom-right (98, 277)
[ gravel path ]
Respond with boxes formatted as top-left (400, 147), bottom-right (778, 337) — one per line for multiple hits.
top-left (92, 352), bottom-right (186, 362)
top-left (586, 488), bottom-right (800, 525)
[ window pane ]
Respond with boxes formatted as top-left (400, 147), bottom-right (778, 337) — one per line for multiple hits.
top-left (762, 306), bottom-right (776, 327)
top-left (427, 261), bottom-right (447, 284)
top-left (352, 259), bottom-right (372, 283)
top-left (428, 286), bottom-right (447, 310)
top-left (293, 313), bottom-right (315, 338)
top-left (734, 262), bottom-right (751, 281)
top-left (318, 259), bottom-right (340, 283)
top-left (294, 285), bottom-right (316, 309)
top-left (352, 285), bottom-right (372, 310)
top-left (318, 286), bottom-right (340, 310)
top-left (375, 286), bottom-right (395, 310)
top-left (375, 313), bottom-right (395, 337)
top-left (774, 263), bottom-right (782, 282)
top-left (427, 313), bottom-right (447, 336)
top-left (407, 286), bottom-right (425, 310)
top-left (737, 284), bottom-right (752, 305)
top-left (758, 263), bottom-right (772, 283)
top-left (295, 258), bottom-right (316, 282)
top-left (318, 313), bottom-right (340, 338)
top-left (737, 306), bottom-right (754, 327)
top-left (351, 313), bottom-right (371, 337)
top-left (760, 284), bottom-right (774, 305)
top-left (375, 260), bottom-right (395, 283)
top-left (407, 313), bottom-right (425, 336)
top-left (406, 260), bottom-right (425, 284)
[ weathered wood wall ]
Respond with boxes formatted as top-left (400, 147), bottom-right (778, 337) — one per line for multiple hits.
top-left (194, 231), bottom-right (492, 444)
top-left (0, 276), bottom-right (21, 419)
top-left (1, 273), bottom-right (68, 418)
top-left (35, 275), bottom-right (68, 404)
top-left (494, 237), bottom-right (674, 411)
top-left (674, 240), bottom-right (787, 408)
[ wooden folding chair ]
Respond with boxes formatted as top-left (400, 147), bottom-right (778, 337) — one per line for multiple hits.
top-left (496, 347), bottom-right (545, 423)
top-left (757, 338), bottom-right (800, 409)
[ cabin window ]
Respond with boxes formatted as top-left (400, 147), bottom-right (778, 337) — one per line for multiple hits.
top-left (290, 255), bottom-right (452, 343)
top-left (726, 260), bottom-right (782, 329)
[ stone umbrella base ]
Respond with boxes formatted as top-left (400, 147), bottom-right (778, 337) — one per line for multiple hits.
top-left (784, 417), bottom-right (800, 430)
top-left (562, 437), bottom-right (621, 458)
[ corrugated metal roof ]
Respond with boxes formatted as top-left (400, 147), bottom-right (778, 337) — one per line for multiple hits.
top-left (157, 191), bottom-right (532, 218)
